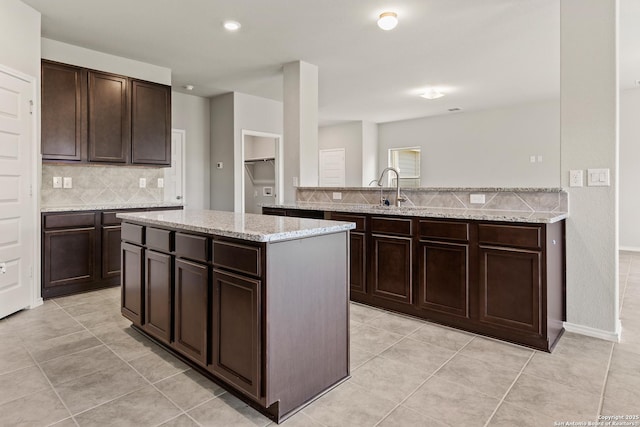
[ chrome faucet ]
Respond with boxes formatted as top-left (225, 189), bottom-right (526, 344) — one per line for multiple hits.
top-left (376, 167), bottom-right (406, 207)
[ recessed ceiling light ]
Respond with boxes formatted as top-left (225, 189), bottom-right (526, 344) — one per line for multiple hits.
top-left (184, 85), bottom-right (194, 91)
top-left (223, 20), bottom-right (241, 31)
top-left (420, 88), bottom-right (445, 100)
top-left (377, 12), bottom-right (398, 31)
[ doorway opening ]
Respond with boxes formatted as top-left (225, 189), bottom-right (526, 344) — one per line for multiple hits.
top-left (241, 130), bottom-right (282, 214)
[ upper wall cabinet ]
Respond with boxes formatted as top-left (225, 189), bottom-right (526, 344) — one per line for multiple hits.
top-left (131, 80), bottom-right (171, 166)
top-left (41, 61), bottom-right (85, 161)
top-left (41, 60), bottom-right (171, 167)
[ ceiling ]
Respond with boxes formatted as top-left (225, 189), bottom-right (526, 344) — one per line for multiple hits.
top-left (22, 0), bottom-right (639, 125)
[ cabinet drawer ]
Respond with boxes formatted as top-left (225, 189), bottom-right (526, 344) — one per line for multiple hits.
top-left (146, 227), bottom-right (173, 252)
top-left (420, 220), bottom-right (469, 242)
top-left (262, 207), bottom-right (286, 216)
top-left (121, 222), bottom-right (144, 245)
top-left (478, 224), bottom-right (541, 249)
top-left (330, 213), bottom-right (366, 232)
top-left (102, 211), bottom-right (123, 226)
top-left (371, 216), bottom-right (413, 237)
top-left (176, 233), bottom-right (209, 262)
top-left (213, 240), bottom-right (261, 277)
top-left (44, 212), bottom-right (95, 229)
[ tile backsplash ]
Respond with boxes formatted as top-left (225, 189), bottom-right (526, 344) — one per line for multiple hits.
top-left (296, 187), bottom-right (568, 214)
top-left (41, 164), bottom-right (164, 207)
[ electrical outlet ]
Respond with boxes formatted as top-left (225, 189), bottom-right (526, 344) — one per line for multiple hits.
top-left (569, 170), bottom-right (583, 187)
top-left (332, 192), bottom-right (342, 200)
top-left (139, 178), bottom-right (146, 188)
top-left (157, 178), bottom-right (164, 188)
top-left (53, 177), bottom-right (62, 188)
top-left (63, 177), bottom-right (72, 189)
top-left (529, 155), bottom-right (536, 163)
top-left (470, 194), bottom-right (485, 204)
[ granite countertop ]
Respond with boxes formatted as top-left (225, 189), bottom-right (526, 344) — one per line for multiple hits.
top-left (41, 202), bottom-right (184, 213)
top-left (262, 202), bottom-right (568, 224)
top-left (117, 209), bottom-right (355, 243)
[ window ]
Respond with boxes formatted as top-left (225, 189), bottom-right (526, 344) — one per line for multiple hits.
top-left (389, 147), bottom-right (421, 187)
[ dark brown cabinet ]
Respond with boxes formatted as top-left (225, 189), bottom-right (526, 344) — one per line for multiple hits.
top-left (210, 269), bottom-right (262, 400)
top-left (43, 227), bottom-right (96, 290)
top-left (173, 258), bottom-right (209, 366)
top-left (41, 61), bottom-right (84, 161)
top-left (121, 242), bottom-right (144, 326)
top-left (41, 60), bottom-right (171, 166)
top-left (88, 71), bottom-right (129, 163)
top-left (102, 226), bottom-right (122, 279)
top-left (328, 213), bottom-right (367, 295)
top-left (131, 80), bottom-right (171, 166)
top-left (144, 249), bottom-right (173, 344)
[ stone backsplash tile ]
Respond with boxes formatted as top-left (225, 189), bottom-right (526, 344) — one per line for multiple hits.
top-left (41, 164), bottom-right (164, 207)
top-left (295, 188), bottom-right (568, 214)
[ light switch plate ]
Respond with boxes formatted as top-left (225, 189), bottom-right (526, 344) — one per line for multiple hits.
top-left (157, 178), bottom-right (164, 188)
top-left (139, 178), bottom-right (146, 188)
top-left (587, 168), bottom-right (610, 186)
top-left (569, 170), bottom-right (583, 187)
top-left (63, 177), bottom-right (72, 189)
top-left (470, 194), bottom-right (485, 204)
top-left (53, 177), bottom-right (62, 188)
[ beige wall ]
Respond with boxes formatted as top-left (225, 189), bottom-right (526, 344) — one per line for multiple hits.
top-left (620, 88), bottom-right (640, 250)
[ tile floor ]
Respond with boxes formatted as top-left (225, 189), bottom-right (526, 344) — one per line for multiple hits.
top-left (1, 251), bottom-right (639, 426)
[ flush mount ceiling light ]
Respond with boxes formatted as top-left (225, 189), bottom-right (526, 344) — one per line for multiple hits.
top-left (420, 88), bottom-right (445, 99)
top-left (223, 20), bottom-right (241, 31)
top-left (184, 84), bottom-right (194, 91)
top-left (377, 12), bottom-right (398, 30)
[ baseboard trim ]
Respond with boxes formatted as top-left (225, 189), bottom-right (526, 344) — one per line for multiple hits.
top-left (28, 297), bottom-right (43, 310)
top-left (563, 321), bottom-right (621, 342)
top-left (620, 246), bottom-right (640, 253)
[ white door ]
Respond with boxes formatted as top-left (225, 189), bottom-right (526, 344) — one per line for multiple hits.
top-left (0, 67), bottom-right (34, 319)
top-left (319, 148), bottom-right (346, 187)
top-left (164, 129), bottom-right (185, 204)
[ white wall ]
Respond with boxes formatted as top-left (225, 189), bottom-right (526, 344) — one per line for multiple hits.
top-left (561, 0), bottom-right (619, 340)
top-left (378, 100), bottom-right (561, 188)
top-left (209, 93), bottom-right (235, 211)
top-left (171, 91), bottom-right (210, 210)
top-left (41, 38), bottom-right (171, 85)
top-left (362, 121), bottom-right (379, 185)
top-left (318, 122), bottom-right (362, 187)
top-left (0, 1), bottom-right (40, 78)
top-left (619, 88), bottom-right (640, 250)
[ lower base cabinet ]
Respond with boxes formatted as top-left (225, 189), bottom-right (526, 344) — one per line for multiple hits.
top-left (121, 242), bottom-right (144, 326)
top-left (143, 250), bottom-right (172, 344)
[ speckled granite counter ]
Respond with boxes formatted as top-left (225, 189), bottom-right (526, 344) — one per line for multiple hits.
top-left (117, 209), bottom-right (355, 242)
top-left (262, 202), bottom-right (567, 224)
top-left (41, 202), bottom-right (184, 212)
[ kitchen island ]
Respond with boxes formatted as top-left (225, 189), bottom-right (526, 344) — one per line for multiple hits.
top-left (117, 209), bottom-right (354, 423)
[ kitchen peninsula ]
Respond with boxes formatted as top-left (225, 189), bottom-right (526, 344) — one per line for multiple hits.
top-left (117, 209), bottom-right (354, 423)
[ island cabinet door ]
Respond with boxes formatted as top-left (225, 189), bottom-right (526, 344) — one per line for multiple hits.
top-left (418, 240), bottom-right (470, 319)
top-left (210, 269), bottom-right (261, 401)
top-left (143, 250), bottom-right (173, 344)
top-left (173, 258), bottom-right (208, 366)
top-left (121, 242), bottom-right (144, 326)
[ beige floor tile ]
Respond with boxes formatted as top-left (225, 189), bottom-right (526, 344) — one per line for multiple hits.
top-left (350, 356), bottom-right (430, 403)
top-left (601, 369), bottom-right (640, 414)
top-left (0, 337), bottom-right (35, 375)
top-left (0, 366), bottom-right (51, 405)
top-left (378, 405), bottom-right (448, 427)
top-left (24, 329), bottom-right (102, 363)
top-left (0, 388), bottom-right (71, 426)
top-left (403, 376), bottom-right (500, 427)
top-left (74, 385), bottom-right (181, 427)
top-left (50, 417), bottom-right (78, 427)
top-left (188, 392), bottom-right (270, 427)
top-left (154, 369), bottom-right (226, 411)
top-left (54, 291), bottom-right (112, 308)
top-left (55, 363), bottom-right (148, 414)
top-left (40, 345), bottom-right (124, 386)
top-left (435, 353), bottom-right (520, 398)
top-left (487, 402), bottom-right (556, 427)
top-left (350, 325), bottom-right (403, 354)
top-left (128, 347), bottom-right (189, 383)
top-left (350, 303), bottom-right (385, 323)
top-left (15, 310), bottom-right (84, 344)
top-left (458, 337), bottom-right (533, 372)
top-left (73, 309), bottom-right (130, 329)
top-left (364, 312), bottom-right (424, 336)
top-left (62, 299), bottom-right (120, 319)
top-left (505, 373), bottom-right (600, 420)
top-left (380, 337), bottom-right (455, 374)
top-left (350, 343), bottom-right (376, 371)
top-left (91, 323), bottom-right (158, 361)
top-left (302, 381), bottom-right (396, 427)
top-left (0, 300), bottom-right (62, 329)
top-left (609, 346), bottom-right (640, 373)
top-left (280, 411), bottom-right (325, 426)
top-left (523, 350), bottom-right (609, 393)
top-left (158, 414), bottom-right (200, 427)
top-left (408, 322), bottom-right (474, 352)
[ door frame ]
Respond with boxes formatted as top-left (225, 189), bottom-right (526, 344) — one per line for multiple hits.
top-left (239, 130), bottom-right (283, 214)
top-left (0, 63), bottom-right (41, 311)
